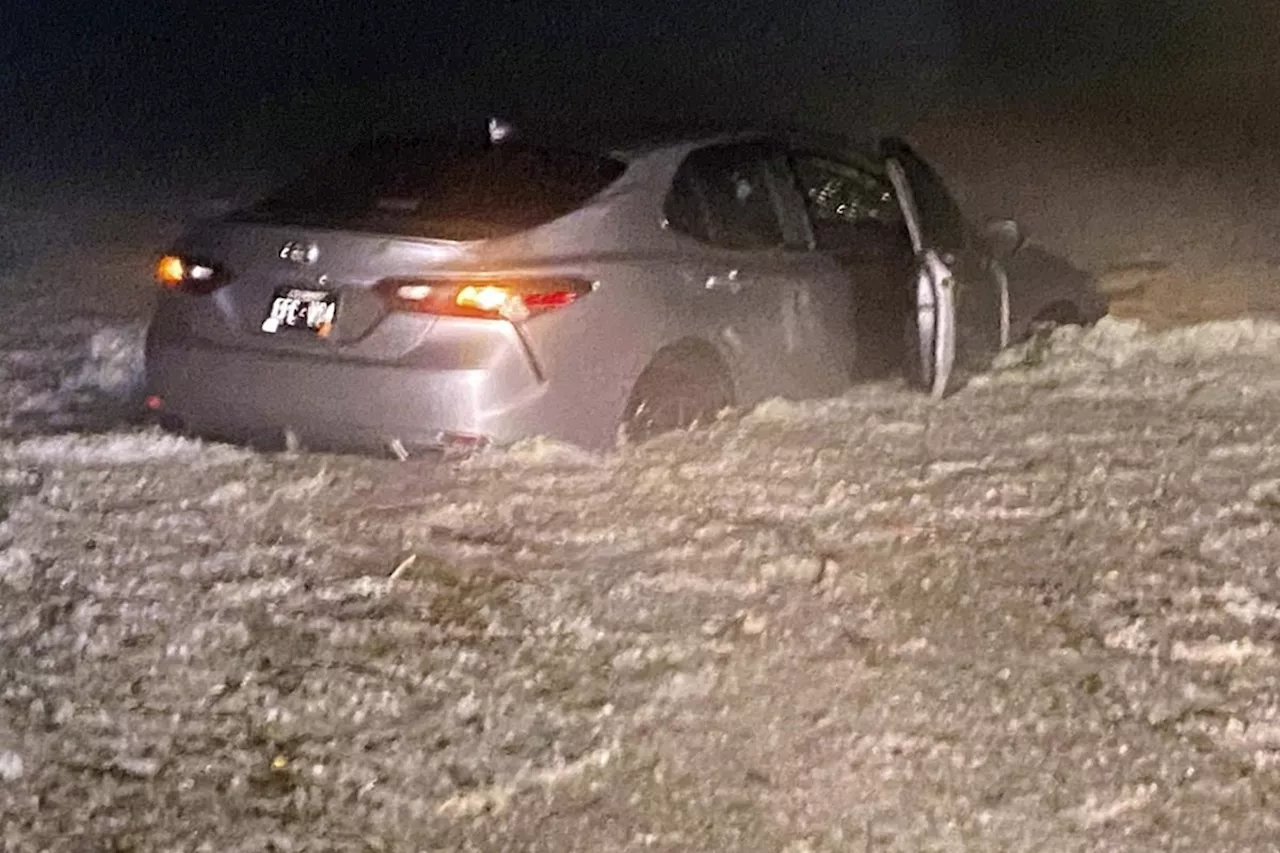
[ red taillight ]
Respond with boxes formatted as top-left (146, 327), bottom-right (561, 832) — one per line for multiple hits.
top-left (375, 277), bottom-right (593, 320)
top-left (154, 254), bottom-right (225, 294)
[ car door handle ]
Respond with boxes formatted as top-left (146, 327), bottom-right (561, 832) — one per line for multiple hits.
top-left (705, 269), bottom-right (743, 293)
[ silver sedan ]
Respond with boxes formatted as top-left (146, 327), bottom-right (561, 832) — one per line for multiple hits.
top-left (144, 126), bottom-right (1102, 454)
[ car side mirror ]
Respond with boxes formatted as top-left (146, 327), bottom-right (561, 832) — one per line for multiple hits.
top-left (983, 218), bottom-right (1025, 260)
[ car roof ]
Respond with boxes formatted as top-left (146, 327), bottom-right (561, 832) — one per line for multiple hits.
top-left (583, 123), bottom-right (882, 163)
top-left (343, 120), bottom-right (886, 172)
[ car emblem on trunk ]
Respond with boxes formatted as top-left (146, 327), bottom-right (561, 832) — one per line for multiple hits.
top-left (279, 241), bottom-right (320, 264)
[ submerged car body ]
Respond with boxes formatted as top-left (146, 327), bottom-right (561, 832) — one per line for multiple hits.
top-left (145, 126), bottom-right (1102, 453)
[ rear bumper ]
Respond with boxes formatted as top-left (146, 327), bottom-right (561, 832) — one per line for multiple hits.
top-left (144, 339), bottom-right (551, 454)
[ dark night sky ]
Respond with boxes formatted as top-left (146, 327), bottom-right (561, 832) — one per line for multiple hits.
top-left (0, 1), bottom-right (1256, 181)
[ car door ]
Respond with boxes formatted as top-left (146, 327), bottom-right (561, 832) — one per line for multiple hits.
top-left (757, 148), bottom-right (864, 394)
top-left (881, 138), bottom-right (1003, 394)
top-left (784, 150), bottom-right (916, 380)
top-left (662, 142), bottom-right (814, 402)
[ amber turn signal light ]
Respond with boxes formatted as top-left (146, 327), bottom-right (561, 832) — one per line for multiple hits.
top-left (156, 255), bottom-right (186, 288)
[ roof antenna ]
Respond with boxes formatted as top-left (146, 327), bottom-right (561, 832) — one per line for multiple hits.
top-left (487, 117), bottom-right (517, 144)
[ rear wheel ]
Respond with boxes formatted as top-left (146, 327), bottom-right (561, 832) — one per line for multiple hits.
top-left (621, 345), bottom-right (733, 444)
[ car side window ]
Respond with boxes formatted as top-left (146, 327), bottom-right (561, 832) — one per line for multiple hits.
top-left (880, 140), bottom-right (967, 253)
top-left (664, 145), bottom-right (786, 250)
top-left (662, 166), bottom-right (711, 243)
top-left (792, 155), bottom-right (900, 229)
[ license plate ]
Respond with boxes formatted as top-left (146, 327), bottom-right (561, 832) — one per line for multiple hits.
top-left (261, 287), bottom-right (338, 337)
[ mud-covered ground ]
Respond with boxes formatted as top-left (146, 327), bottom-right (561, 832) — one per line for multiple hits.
top-left (0, 318), bottom-right (1279, 852)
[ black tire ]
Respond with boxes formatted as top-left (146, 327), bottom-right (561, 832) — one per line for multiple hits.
top-left (621, 346), bottom-right (733, 444)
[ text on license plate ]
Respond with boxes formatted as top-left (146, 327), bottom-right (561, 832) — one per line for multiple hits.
top-left (261, 288), bottom-right (338, 336)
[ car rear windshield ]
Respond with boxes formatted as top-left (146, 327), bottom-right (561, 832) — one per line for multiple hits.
top-left (234, 138), bottom-right (627, 241)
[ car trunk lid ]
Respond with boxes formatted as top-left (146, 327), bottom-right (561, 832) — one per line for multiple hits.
top-left (162, 137), bottom-right (627, 362)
